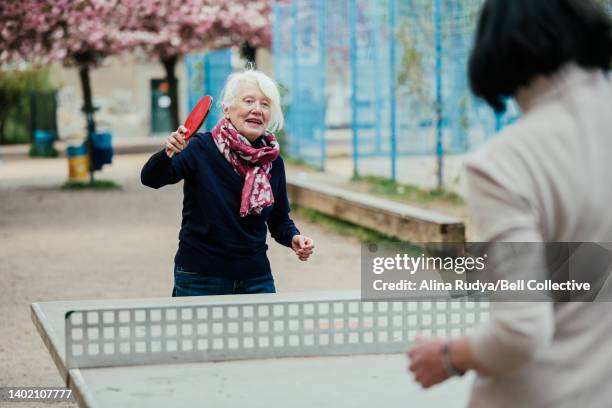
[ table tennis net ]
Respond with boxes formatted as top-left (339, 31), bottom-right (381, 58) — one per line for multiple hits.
top-left (65, 296), bottom-right (489, 369)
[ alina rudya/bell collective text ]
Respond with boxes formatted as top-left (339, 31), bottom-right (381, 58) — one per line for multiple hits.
top-left (371, 278), bottom-right (590, 293)
top-left (369, 254), bottom-right (591, 294)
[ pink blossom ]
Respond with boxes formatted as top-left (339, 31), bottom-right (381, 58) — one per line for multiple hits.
top-left (1, 0), bottom-right (273, 66)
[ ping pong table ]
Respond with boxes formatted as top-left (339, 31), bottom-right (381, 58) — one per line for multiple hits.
top-left (31, 291), bottom-right (488, 407)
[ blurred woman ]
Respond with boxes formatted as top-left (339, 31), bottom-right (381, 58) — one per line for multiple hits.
top-left (141, 69), bottom-right (314, 297)
top-left (408, 0), bottom-right (612, 406)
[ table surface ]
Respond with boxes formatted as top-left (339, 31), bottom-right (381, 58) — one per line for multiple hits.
top-left (31, 294), bottom-right (474, 408)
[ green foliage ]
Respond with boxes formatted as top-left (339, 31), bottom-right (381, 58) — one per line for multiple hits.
top-left (293, 204), bottom-right (401, 243)
top-left (61, 180), bottom-right (122, 190)
top-left (0, 68), bottom-right (56, 144)
top-left (458, 96), bottom-right (470, 133)
top-left (2, 107), bottom-right (30, 144)
top-left (396, 23), bottom-right (426, 101)
top-left (29, 142), bottom-right (58, 158)
top-left (276, 82), bottom-right (290, 154)
top-left (352, 174), bottom-right (465, 206)
top-left (0, 67), bottom-right (54, 93)
top-left (275, 127), bottom-right (288, 155)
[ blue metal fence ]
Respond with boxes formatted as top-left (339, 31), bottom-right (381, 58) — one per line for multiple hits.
top-left (349, 0), bottom-right (394, 174)
top-left (203, 49), bottom-right (233, 129)
top-left (350, 0), bottom-right (520, 185)
top-left (273, 0), bottom-right (327, 168)
top-left (273, 0), bottom-right (526, 186)
top-left (186, 0), bottom-right (608, 185)
top-left (185, 53), bottom-right (205, 113)
top-left (185, 49), bottom-right (233, 132)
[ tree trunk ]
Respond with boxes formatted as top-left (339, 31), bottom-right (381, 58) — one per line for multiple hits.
top-left (161, 56), bottom-right (180, 131)
top-left (79, 65), bottom-right (97, 184)
top-left (240, 42), bottom-right (257, 68)
top-left (0, 113), bottom-right (7, 144)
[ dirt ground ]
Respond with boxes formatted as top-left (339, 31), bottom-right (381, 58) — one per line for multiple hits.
top-left (0, 153), bottom-right (362, 406)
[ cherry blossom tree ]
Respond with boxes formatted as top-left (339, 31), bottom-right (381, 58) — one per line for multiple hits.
top-left (1, 0), bottom-right (158, 181)
top-left (209, 0), bottom-right (273, 63)
top-left (122, 0), bottom-right (219, 131)
top-left (125, 0), bottom-right (273, 130)
top-left (1, 0), bottom-right (275, 155)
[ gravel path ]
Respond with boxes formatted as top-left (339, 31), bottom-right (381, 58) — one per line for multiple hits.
top-left (0, 153), bottom-right (362, 406)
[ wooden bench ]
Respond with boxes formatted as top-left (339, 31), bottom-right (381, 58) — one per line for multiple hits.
top-left (287, 177), bottom-right (465, 243)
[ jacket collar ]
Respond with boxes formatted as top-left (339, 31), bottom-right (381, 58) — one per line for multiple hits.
top-left (515, 63), bottom-right (595, 113)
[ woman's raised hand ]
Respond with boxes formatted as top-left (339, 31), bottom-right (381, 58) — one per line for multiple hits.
top-left (165, 126), bottom-right (189, 158)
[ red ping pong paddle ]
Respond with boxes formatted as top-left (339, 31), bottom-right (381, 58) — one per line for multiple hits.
top-left (169, 95), bottom-right (213, 157)
top-left (183, 95), bottom-right (213, 140)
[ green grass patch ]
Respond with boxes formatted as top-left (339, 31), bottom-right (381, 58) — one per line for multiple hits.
top-left (293, 205), bottom-right (401, 243)
top-left (351, 174), bottom-right (465, 206)
top-left (61, 180), bottom-right (122, 190)
top-left (284, 156), bottom-right (322, 172)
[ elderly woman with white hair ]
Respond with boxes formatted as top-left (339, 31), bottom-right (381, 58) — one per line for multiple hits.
top-left (141, 69), bottom-right (314, 297)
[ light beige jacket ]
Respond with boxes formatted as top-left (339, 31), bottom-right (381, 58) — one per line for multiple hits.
top-left (464, 65), bottom-right (612, 407)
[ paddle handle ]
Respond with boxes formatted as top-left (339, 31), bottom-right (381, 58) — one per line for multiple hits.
top-left (166, 127), bottom-right (190, 158)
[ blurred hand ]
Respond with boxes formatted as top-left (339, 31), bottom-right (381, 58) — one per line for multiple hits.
top-left (407, 336), bottom-right (451, 389)
top-left (291, 235), bottom-right (314, 261)
top-left (165, 126), bottom-right (189, 158)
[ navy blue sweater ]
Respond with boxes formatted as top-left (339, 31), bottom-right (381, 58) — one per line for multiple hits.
top-left (141, 132), bottom-right (299, 280)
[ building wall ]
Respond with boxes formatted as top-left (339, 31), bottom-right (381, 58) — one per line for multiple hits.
top-left (51, 53), bottom-right (188, 140)
top-left (52, 49), bottom-right (272, 141)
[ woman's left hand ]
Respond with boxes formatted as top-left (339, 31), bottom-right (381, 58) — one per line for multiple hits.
top-left (407, 336), bottom-right (451, 388)
top-left (291, 235), bottom-right (314, 261)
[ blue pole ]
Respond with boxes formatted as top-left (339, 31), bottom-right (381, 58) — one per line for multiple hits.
top-left (185, 55), bottom-right (193, 110)
top-left (319, 0), bottom-right (327, 171)
top-left (389, 0), bottom-right (397, 182)
top-left (349, 0), bottom-right (359, 177)
top-left (435, 0), bottom-right (443, 190)
top-left (372, 0), bottom-right (383, 154)
top-left (291, 0), bottom-right (300, 159)
top-left (272, 2), bottom-right (281, 83)
top-left (449, 0), bottom-right (468, 153)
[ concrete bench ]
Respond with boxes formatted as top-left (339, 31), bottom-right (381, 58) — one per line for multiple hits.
top-left (286, 177), bottom-right (465, 243)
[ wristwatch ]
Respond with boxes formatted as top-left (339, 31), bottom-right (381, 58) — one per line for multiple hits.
top-left (441, 342), bottom-right (465, 377)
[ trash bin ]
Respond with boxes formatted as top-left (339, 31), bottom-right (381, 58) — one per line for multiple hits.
top-left (91, 132), bottom-right (113, 171)
top-left (30, 129), bottom-right (57, 157)
top-left (66, 142), bottom-right (89, 181)
top-left (29, 91), bottom-right (59, 157)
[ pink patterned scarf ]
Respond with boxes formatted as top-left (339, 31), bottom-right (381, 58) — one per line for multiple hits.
top-left (210, 117), bottom-right (280, 217)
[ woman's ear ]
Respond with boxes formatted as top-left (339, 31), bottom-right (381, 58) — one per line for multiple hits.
top-left (223, 105), bottom-right (230, 118)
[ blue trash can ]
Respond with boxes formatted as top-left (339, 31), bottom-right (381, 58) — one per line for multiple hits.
top-left (30, 129), bottom-right (57, 157)
top-left (91, 132), bottom-right (113, 170)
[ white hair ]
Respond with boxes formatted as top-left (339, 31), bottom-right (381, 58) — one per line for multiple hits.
top-left (219, 69), bottom-right (284, 132)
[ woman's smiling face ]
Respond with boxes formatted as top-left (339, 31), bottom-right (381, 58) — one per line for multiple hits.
top-left (224, 81), bottom-right (271, 141)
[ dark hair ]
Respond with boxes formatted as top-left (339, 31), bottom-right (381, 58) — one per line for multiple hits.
top-left (468, 0), bottom-right (612, 112)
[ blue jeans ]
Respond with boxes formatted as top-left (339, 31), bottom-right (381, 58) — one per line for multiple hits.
top-left (172, 266), bottom-right (276, 297)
